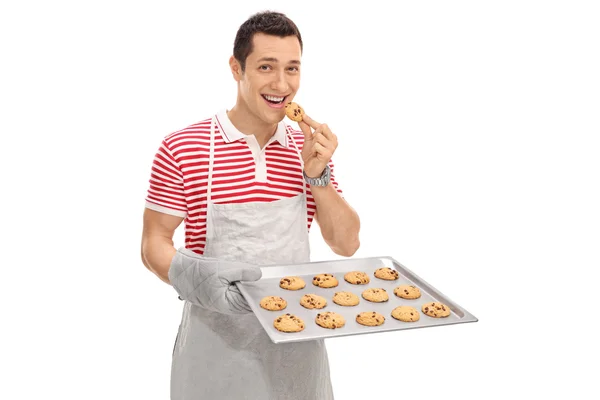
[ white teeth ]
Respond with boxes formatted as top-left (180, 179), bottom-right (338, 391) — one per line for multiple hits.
top-left (264, 95), bottom-right (285, 102)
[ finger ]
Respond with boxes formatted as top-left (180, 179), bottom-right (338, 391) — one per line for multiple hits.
top-left (225, 289), bottom-right (253, 314)
top-left (313, 132), bottom-right (331, 148)
top-left (298, 120), bottom-right (314, 141)
top-left (312, 142), bottom-right (332, 160)
top-left (302, 114), bottom-right (322, 130)
top-left (314, 131), bottom-right (338, 151)
top-left (318, 123), bottom-right (335, 141)
top-left (241, 267), bottom-right (262, 282)
top-left (220, 266), bottom-right (262, 282)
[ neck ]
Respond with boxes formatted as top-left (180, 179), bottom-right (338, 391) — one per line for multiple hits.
top-left (227, 103), bottom-right (278, 148)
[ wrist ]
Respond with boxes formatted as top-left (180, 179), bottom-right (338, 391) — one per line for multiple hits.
top-left (304, 169), bottom-right (322, 179)
top-left (303, 165), bottom-right (331, 187)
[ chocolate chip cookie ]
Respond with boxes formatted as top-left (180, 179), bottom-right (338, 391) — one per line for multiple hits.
top-left (284, 102), bottom-right (304, 122)
top-left (393, 284), bottom-right (421, 299)
top-left (274, 313), bottom-right (305, 332)
top-left (344, 271), bottom-right (370, 285)
top-left (361, 288), bottom-right (389, 303)
top-left (312, 273), bottom-right (338, 288)
top-left (422, 302), bottom-right (450, 318)
top-left (315, 312), bottom-right (346, 329)
top-left (391, 306), bottom-right (420, 322)
top-left (279, 276), bottom-right (306, 291)
top-left (332, 291), bottom-right (360, 306)
top-left (356, 312), bottom-right (385, 327)
top-left (260, 296), bottom-right (287, 311)
top-left (374, 267), bottom-right (399, 281)
top-left (300, 294), bottom-right (327, 309)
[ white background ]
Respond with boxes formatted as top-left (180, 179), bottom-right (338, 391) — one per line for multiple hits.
top-left (1, 0), bottom-right (599, 399)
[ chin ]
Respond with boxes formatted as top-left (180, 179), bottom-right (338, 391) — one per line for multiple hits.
top-left (263, 110), bottom-right (285, 124)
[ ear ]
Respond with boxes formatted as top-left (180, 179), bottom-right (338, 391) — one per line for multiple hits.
top-left (229, 56), bottom-right (242, 82)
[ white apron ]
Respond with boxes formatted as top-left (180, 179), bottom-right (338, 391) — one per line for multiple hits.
top-left (170, 115), bottom-right (334, 400)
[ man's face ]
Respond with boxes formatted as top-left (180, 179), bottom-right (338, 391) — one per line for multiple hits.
top-left (234, 33), bottom-right (302, 125)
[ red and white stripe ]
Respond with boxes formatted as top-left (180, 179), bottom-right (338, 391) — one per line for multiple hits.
top-left (145, 117), bottom-right (343, 254)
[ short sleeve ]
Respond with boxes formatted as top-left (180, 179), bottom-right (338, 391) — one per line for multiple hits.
top-left (145, 139), bottom-right (187, 217)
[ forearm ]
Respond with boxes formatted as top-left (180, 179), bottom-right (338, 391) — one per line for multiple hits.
top-left (141, 236), bottom-right (177, 284)
top-left (311, 183), bottom-right (360, 256)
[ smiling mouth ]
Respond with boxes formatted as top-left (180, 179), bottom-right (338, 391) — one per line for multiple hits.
top-left (262, 94), bottom-right (288, 105)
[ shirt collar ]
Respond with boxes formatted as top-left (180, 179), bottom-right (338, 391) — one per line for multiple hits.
top-left (215, 109), bottom-right (291, 149)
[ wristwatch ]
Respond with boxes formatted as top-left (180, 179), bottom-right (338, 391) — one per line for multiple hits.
top-left (303, 165), bottom-right (331, 186)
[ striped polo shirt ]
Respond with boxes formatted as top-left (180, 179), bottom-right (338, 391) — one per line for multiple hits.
top-left (145, 109), bottom-right (343, 254)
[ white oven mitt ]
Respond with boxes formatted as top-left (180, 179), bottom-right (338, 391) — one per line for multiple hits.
top-left (167, 247), bottom-right (262, 315)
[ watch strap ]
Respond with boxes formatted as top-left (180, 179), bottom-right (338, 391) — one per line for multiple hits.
top-left (303, 165), bottom-right (331, 186)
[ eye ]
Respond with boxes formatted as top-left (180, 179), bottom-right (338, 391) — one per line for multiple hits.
top-left (259, 65), bottom-right (271, 71)
top-left (288, 66), bottom-right (299, 72)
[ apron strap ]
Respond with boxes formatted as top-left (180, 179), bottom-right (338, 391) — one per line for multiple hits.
top-left (207, 116), bottom-right (216, 205)
top-left (208, 118), bottom-right (307, 213)
top-left (286, 129), bottom-right (307, 199)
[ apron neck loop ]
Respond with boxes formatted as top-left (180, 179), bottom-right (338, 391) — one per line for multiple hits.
top-left (208, 118), bottom-right (308, 201)
top-left (286, 130), bottom-right (307, 199)
top-left (207, 116), bottom-right (216, 204)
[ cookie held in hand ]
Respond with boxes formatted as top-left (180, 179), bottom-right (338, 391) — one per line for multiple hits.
top-left (285, 102), bottom-right (304, 122)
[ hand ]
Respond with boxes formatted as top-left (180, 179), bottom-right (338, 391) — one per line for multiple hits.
top-left (168, 247), bottom-right (262, 314)
top-left (298, 114), bottom-right (338, 179)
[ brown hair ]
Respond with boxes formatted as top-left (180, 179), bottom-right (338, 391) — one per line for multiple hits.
top-left (233, 11), bottom-right (303, 72)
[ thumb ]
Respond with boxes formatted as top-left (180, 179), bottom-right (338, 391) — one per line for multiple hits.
top-left (219, 266), bottom-right (262, 283)
top-left (241, 266), bottom-right (262, 282)
top-left (298, 120), bottom-right (313, 142)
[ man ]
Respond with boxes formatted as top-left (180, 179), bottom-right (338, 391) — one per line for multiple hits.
top-left (141, 10), bottom-right (360, 400)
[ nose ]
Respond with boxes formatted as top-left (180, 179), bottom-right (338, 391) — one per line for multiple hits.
top-left (270, 70), bottom-right (289, 93)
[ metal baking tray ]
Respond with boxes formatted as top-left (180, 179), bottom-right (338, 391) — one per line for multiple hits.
top-left (236, 256), bottom-right (478, 344)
